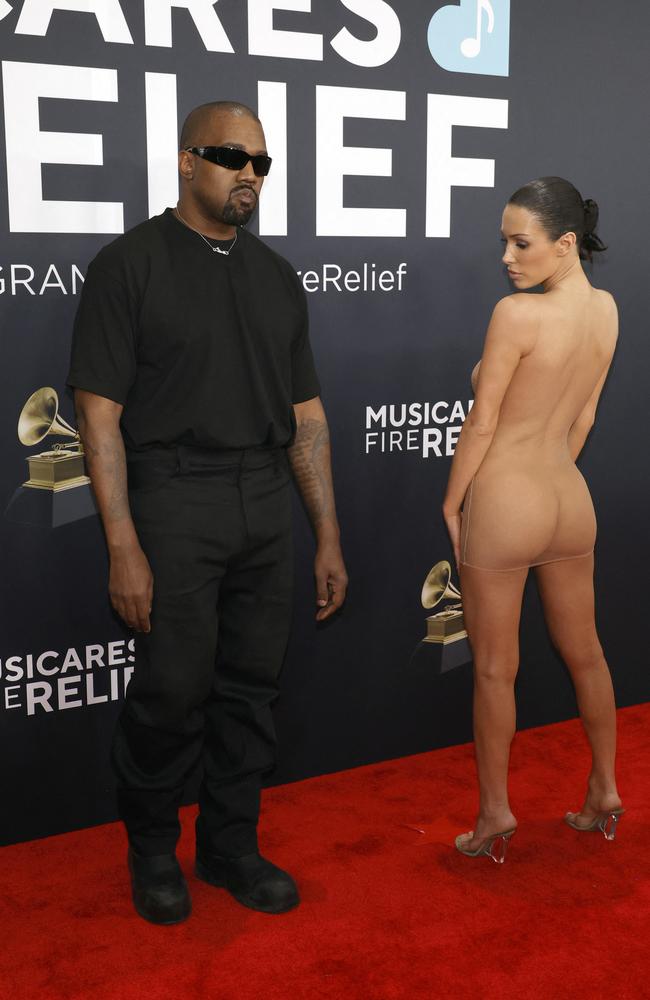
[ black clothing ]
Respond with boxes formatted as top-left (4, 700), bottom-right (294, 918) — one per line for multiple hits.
top-left (67, 208), bottom-right (320, 451)
top-left (128, 849), bottom-right (191, 925)
top-left (194, 848), bottom-right (300, 913)
top-left (111, 446), bottom-right (293, 857)
top-left (68, 211), bottom-right (319, 859)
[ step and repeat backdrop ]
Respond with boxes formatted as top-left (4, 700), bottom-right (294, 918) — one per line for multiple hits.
top-left (1, 1), bottom-right (648, 843)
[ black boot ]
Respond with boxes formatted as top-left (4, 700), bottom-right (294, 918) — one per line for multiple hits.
top-left (127, 849), bottom-right (191, 925)
top-left (195, 848), bottom-right (299, 914)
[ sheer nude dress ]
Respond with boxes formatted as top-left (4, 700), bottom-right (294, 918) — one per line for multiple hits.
top-left (459, 291), bottom-right (614, 572)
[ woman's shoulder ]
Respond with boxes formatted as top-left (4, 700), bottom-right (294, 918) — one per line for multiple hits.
top-left (490, 293), bottom-right (540, 332)
top-left (587, 287), bottom-right (619, 351)
top-left (591, 286), bottom-right (618, 315)
top-left (487, 294), bottom-right (540, 354)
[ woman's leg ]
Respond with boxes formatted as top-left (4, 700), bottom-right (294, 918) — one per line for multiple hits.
top-left (459, 564), bottom-right (529, 847)
top-left (535, 555), bottom-right (621, 820)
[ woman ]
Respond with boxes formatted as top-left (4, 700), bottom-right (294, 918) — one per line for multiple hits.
top-left (443, 177), bottom-right (622, 862)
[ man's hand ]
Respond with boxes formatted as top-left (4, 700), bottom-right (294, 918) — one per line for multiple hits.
top-left (74, 389), bottom-right (153, 632)
top-left (109, 543), bottom-right (154, 633)
top-left (287, 396), bottom-right (348, 622)
top-left (314, 539), bottom-right (348, 622)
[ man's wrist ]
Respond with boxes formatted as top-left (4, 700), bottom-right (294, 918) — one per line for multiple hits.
top-left (315, 520), bottom-right (341, 546)
top-left (106, 521), bottom-right (140, 555)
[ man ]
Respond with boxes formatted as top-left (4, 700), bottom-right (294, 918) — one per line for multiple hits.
top-left (68, 101), bottom-right (348, 925)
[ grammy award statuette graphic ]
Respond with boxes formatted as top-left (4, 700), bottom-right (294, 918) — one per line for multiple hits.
top-left (421, 560), bottom-right (467, 645)
top-left (408, 560), bottom-right (472, 676)
top-left (5, 387), bottom-right (97, 528)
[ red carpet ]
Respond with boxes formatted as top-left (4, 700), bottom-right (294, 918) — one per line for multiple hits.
top-left (2, 704), bottom-right (649, 1000)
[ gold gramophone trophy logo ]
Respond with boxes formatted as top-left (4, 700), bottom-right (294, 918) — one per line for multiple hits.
top-left (421, 560), bottom-right (467, 644)
top-left (5, 387), bottom-right (96, 527)
top-left (18, 387), bottom-right (90, 491)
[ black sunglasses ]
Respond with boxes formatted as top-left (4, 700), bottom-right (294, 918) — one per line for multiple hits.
top-left (185, 146), bottom-right (272, 177)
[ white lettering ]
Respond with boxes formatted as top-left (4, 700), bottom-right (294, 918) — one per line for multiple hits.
top-left (331, 0), bottom-right (400, 68)
top-left (11, 265), bottom-right (35, 295)
top-left (86, 644), bottom-right (105, 668)
top-left (365, 431), bottom-right (378, 453)
top-left (3, 656), bottom-right (24, 682)
top-left (248, 0), bottom-right (322, 60)
top-left (58, 675), bottom-right (83, 709)
top-left (36, 651), bottom-right (59, 677)
top-left (144, 0), bottom-right (233, 51)
top-left (2, 61), bottom-right (123, 234)
top-left (431, 401), bottom-right (449, 423)
top-left (426, 94), bottom-right (508, 238)
top-left (61, 648), bottom-right (84, 673)
top-left (26, 682), bottom-right (53, 715)
top-left (408, 403), bottom-right (423, 426)
top-left (389, 404), bottom-right (406, 427)
top-left (378, 269), bottom-right (394, 291)
top-left (302, 270), bottom-right (319, 292)
top-left (145, 72), bottom-right (179, 217)
top-left (316, 86), bottom-right (406, 237)
top-left (322, 263), bottom-right (342, 290)
top-left (422, 427), bottom-right (443, 458)
top-left (15, 0), bottom-right (133, 43)
top-left (108, 640), bottom-right (126, 666)
top-left (86, 673), bottom-right (108, 705)
top-left (447, 425), bottom-right (462, 453)
top-left (39, 264), bottom-right (67, 295)
top-left (257, 80), bottom-right (288, 236)
top-left (4, 686), bottom-right (21, 709)
top-left (366, 405), bottom-right (386, 429)
top-left (71, 264), bottom-right (85, 293)
top-left (449, 399), bottom-right (467, 422)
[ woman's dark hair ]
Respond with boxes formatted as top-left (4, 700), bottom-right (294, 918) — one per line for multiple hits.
top-left (508, 176), bottom-right (607, 262)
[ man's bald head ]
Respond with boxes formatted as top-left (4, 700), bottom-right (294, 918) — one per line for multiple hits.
top-left (179, 101), bottom-right (261, 150)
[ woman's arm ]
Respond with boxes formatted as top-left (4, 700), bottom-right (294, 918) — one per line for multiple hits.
top-left (569, 295), bottom-right (618, 462)
top-left (443, 296), bottom-right (538, 562)
top-left (567, 366), bottom-right (610, 462)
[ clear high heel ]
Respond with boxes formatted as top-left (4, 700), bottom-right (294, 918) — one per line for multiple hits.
top-left (564, 808), bottom-right (625, 841)
top-left (454, 828), bottom-right (516, 864)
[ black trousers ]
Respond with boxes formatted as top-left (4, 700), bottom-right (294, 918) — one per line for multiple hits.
top-left (111, 444), bottom-right (293, 858)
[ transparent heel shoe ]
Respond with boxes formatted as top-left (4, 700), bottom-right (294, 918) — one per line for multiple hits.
top-left (454, 828), bottom-right (516, 863)
top-left (564, 808), bottom-right (624, 840)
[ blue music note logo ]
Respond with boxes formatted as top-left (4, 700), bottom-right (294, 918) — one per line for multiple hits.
top-left (428, 0), bottom-right (510, 77)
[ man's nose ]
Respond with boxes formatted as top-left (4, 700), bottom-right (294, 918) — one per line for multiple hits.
top-left (237, 159), bottom-right (258, 184)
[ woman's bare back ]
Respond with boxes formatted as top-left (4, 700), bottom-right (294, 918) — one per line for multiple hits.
top-left (460, 287), bottom-right (618, 571)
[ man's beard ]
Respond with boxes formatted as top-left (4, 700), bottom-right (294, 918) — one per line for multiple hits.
top-left (222, 193), bottom-right (258, 227)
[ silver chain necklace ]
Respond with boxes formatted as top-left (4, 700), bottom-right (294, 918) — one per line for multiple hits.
top-left (174, 206), bottom-right (238, 255)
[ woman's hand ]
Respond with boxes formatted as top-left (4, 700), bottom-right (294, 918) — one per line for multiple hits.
top-left (443, 509), bottom-right (462, 572)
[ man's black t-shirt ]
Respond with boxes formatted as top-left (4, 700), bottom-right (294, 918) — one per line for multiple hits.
top-left (67, 208), bottom-right (320, 451)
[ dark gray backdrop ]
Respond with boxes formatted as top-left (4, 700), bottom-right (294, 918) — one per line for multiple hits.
top-left (1, 1), bottom-right (647, 844)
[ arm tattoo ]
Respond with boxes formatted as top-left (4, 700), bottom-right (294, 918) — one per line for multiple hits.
top-left (77, 410), bottom-right (131, 524)
top-left (288, 416), bottom-right (335, 531)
